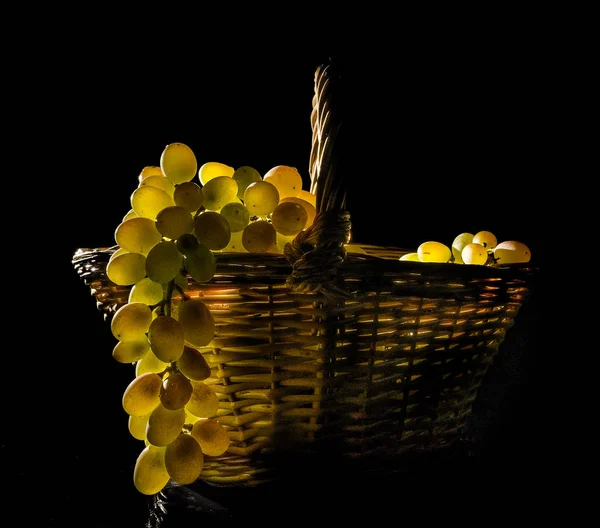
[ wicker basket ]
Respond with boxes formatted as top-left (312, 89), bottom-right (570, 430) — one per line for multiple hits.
top-left (72, 62), bottom-right (537, 488)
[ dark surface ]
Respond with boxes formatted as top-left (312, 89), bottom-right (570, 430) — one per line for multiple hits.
top-left (9, 24), bottom-right (547, 528)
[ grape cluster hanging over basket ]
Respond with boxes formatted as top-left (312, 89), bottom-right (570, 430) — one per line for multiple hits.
top-left (72, 62), bottom-right (537, 492)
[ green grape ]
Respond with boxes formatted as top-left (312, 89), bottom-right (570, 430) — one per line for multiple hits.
top-left (174, 270), bottom-right (189, 293)
top-left (191, 418), bottom-right (230, 456)
top-left (173, 181), bottom-right (203, 213)
top-left (145, 240), bottom-right (182, 284)
top-left (136, 350), bottom-right (169, 376)
top-left (194, 211), bottom-right (231, 250)
top-left (472, 230), bottom-right (497, 249)
top-left (175, 233), bottom-right (200, 256)
top-left (232, 165), bottom-right (261, 199)
top-left (178, 299), bottom-right (215, 347)
top-left (493, 240), bottom-right (531, 264)
top-left (183, 242), bottom-right (216, 283)
top-left (113, 339), bottom-right (150, 363)
top-left (109, 247), bottom-right (129, 261)
top-left (129, 413), bottom-right (150, 441)
top-left (148, 315), bottom-right (185, 363)
top-left (271, 201), bottom-right (308, 236)
top-left (198, 161), bottom-right (234, 186)
top-left (462, 243), bottom-right (488, 265)
top-left (177, 345), bottom-right (211, 381)
top-left (222, 230), bottom-right (247, 253)
top-left (296, 189), bottom-right (317, 208)
top-left (186, 380), bottom-right (220, 418)
top-left (160, 371), bottom-right (193, 410)
top-left (263, 165), bottom-right (303, 199)
top-left (106, 252), bottom-right (147, 286)
top-left (138, 165), bottom-right (164, 183)
top-left (417, 241), bottom-right (452, 263)
top-left (155, 206), bottom-right (194, 240)
top-left (165, 433), bottom-right (204, 485)
top-left (201, 176), bottom-right (238, 211)
top-left (242, 220), bottom-right (277, 253)
top-left (184, 410), bottom-right (201, 425)
top-left (160, 142), bottom-right (198, 185)
top-left (146, 404), bottom-right (186, 446)
top-left (133, 445), bottom-right (169, 495)
top-left (122, 209), bottom-right (138, 222)
top-left (243, 181), bottom-right (279, 216)
top-left (122, 372), bottom-right (162, 416)
top-left (129, 277), bottom-right (164, 306)
top-left (131, 185), bottom-right (175, 220)
top-left (139, 175), bottom-right (175, 197)
top-left (115, 217), bottom-right (162, 255)
top-left (399, 252), bottom-right (420, 261)
top-left (281, 197), bottom-right (316, 228)
top-left (451, 233), bottom-right (474, 264)
top-left (111, 302), bottom-right (153, 342)
top-left (219, 202), bottom-right (250, 233)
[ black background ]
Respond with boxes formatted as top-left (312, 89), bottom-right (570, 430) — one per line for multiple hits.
top-left (9, 19), bottom-right (546, 528)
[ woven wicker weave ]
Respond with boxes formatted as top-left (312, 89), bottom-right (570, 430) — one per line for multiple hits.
top-left (72, 63), bottom-right (537, 487)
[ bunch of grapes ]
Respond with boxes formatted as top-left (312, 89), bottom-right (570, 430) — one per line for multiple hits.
top-left (105, 142), bottom-right (318, 495)
top-left (399, 230), bottom-right (532, 265)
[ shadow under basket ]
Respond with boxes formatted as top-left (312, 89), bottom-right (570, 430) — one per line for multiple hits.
top-left (72, 243), bottom-right (537, 487)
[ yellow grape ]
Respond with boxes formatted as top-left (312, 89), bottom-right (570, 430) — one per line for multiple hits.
top-left (183, 242), bottom-right (216, 283)
top-left (138, 166), bottom-right (164, 183)
top-left (122, 372), bottom-right (162, 416)
top-left (133, 445), bottom-right (170, 495)
top-left (201, 176), bottom-right (239, 211)
top-left (173, 181), bottom-right (204, 213)
top-left (106, 252), bottom-right (146, 286)
top-left (281, 197), bottom-right (316, 228)
top-left (417, 241), bottom-right (452, 263)
top-left (399, 252), bottom-right (420, 261)
top-left (493, 240), bottom-right (531, 264)
top-left (198, 161), bottom-right (234, 186)
top-left (176, 345), bottom-right (211, 381)
top-left (112, 339), bottom-right (150, 364)
top-left (146, 404), bottom-right (186, 446)
top-left (461, 243), bottom-right (488, 265)
top-left (148, 315), bottom-right (185, 363)
top-left (242, 220), bottom-right (277, 253)
top-left (222, 231), bottom-right (247, 252)
top-left (160, 371), bottom-right (193, 410)
top-left (129, 413), bottom-right (150, 441)
top-left (122, 209), bottom-right (138, 222)
top-left (243, 181), bottom-right (280, 216)
top-left (472, 230), bottom-right (497, 249)
top-left (145, 240), bottom-right (183, 284)
top-left (184, 410), bottom-right (201, 425)
top-left (271, 201), bottom-right (308, 236)
top-left (451, 233), bottom-right (474, 264)
top-left (164, 433), bottom-right (204, 485)
top-left (178, 299), bottom-right (215, 347)
top-left (276, 233), bottom-right (295, 253)
top-left (194, 211), bottom-right (231, 250)
top-left (140, 175), bottom-right (175, 197)
top-left (129, 277), bottom-right (164, 306)
top-left (136, 350), bottom-right (169, 376)
top-left (109, 247), bottom-right (129, 261)
top-left (219, 202), bottom-right (250, 232)
top-left (263, 165), bottom-right (303, 199)
top-left (190, 418), bottom-right (230, 457)
top-left (115, 217), bottom-right (162, 254)
top-left (185, 380), bottom-right (220, 418)
top-left (296, 189), bottom-right (317, 208)
top-left (111, 302), bottom-right (153, 342)
top-left (155, 205), bottom-right (194, 240)
top-left (131, 185), bottom-right (175, 220)
top-left (232, 166), bottom-right (261, 199)
top-left (160, 142), bottom-right (198, 185)
top-left (175, 233), bottom-right (200, 256)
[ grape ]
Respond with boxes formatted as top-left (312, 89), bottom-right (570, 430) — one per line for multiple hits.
top-left (276, 233), bottom-right (295, 253)
top-left (183, 242), bottom-right (216, 283)
top-left (139, 175), bottom-right (175, 197)
top-left (174, 270), bottom-right (188, 293)
top-left (145, 240), bottom-right (183, 284)
top-left (160, 371), bottom-right (193, 410)
top-left (271, 201), bottom-right (308, 236)
top-left (148, 315), bottom-right (185, 363)
top-left (185, 380), bottom-right (220, 418)
top-left (472, 230), bottom-right (497, 249)
top-left (399, 252), bottom-right (420, 261)
top-left (219, 202), bottom-right (250, 232)
top-left (111, 302), bottom-right (153, 342)
top-left (146, 404), bottom-right (186, 446)
top-left (198, 161), bottom-right (234, 186)
top-left (115, 217), bottom-right (162, 254)
top-left (461, 243), bottom-right (488, 265)
top-left (243, 181), bottom-right (280, 216)
top-left (281, 197), bottom-right (316, 228)
top-left (176, 233), bottom-right (200, 256)
top-left (178, 299), bottom-right (215, 347)
top-left (133, 444), bottom-right (169, 495)
top-left (160, 142), bottom-right (198, 185)
top-left (296, 189), bottom-right (317, 208)
top-left (165, 433), bottom-right (204, 485)
top-left (112, 339), bottom-right (150, 363)
top-left (191, 418), bottom-right (230, 456)
top-left (131, 185), bottom-right (175, 220)
top-left (451, 233), bottom-right (474, 264)
top-left (176, 346), bottom-right (211, 381)
top-left (106, 252), bottom-right (147, 286)
top-left (138, 165), bottom-right (164, 183)
top-left (263, 165), bottom-right (303, 199)
top-left (242, 220), bottom-right (277, 253)
top-left (155, 205), bottom-right (194, 240)
top-left (222, 230), bottom-right (247, 252)
top-left (173, 181), bottom-right (203, 213)
top-left (417, 241), bottom-right (452, 263)
top-left (201, 176), bottom-right (238, 211)
top-left (122, 372), bottom-right (162, 416)
top-left (232, 165), bottom-right (261, 199)
top-left (128, 413), bottom-right (150, 441)
top-left (493, 240), bottom-right (531, 264)
top-left (194, 211), bottom-right (231, 250)
top-left (136, 350), bottom-right (169, 376)
top-left (129, 277), bottom-right (164, 306)
top-left (122, 209), bottom-right (138, 222)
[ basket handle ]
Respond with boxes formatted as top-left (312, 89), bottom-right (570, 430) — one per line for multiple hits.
top-left (284, 61), bottom-right (353, 298)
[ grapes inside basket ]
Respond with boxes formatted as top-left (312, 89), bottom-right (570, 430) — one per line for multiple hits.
top-left (72, 63), bottom-right (537, 498)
